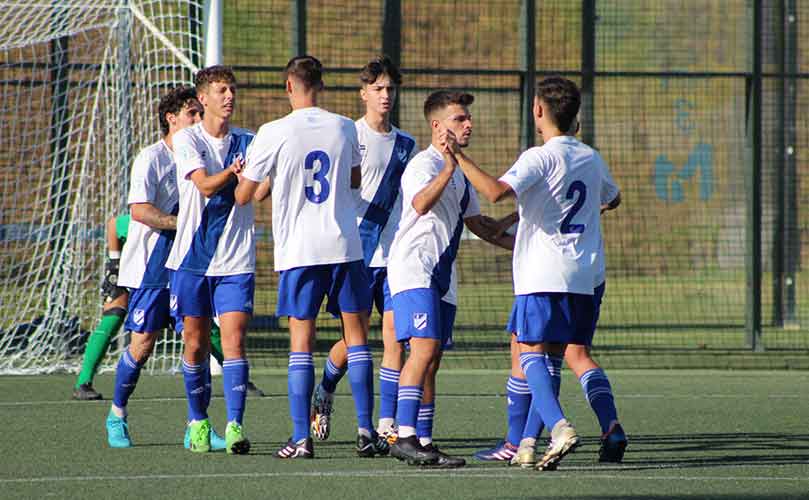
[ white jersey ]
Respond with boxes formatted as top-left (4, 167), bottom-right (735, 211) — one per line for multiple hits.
top-left (499, 135), bottom-right (615, 295)
top-left (354, 118), bottom-right (417, 268)
top-left (118, 140), bottom-right (178, 289)
top-left (165, 122), bottom-right (255, 276)
top-left (387, 145), bottom-right (481, 306)
top-left (242, 107), bottom-right (363, 271)
top-left (593, 164), bottom-right (620, 287)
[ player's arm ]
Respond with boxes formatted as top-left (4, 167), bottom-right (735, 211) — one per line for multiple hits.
top-left (601, 192), bottom-right (621, 213)
top-left (493, 211), bottom-right (519, 236)
top-left (234, 177), bottom-right (259, 206)
top-left (130, 203), bottom-right (176, 230)
top-left (254, 178), bottom-right (272, 202)
top-left (105, 216), bottom-right (122, 253)
top-left (464, 214), bottom-right (514, 250)
top-left (411, 154), bottom-right (456, 216)
top-left (443, 129), bottom-right (513, 203)
top-left (454, 151), bottom-right (514, 203)
top-left (189, 156), bottom-right (243, 198)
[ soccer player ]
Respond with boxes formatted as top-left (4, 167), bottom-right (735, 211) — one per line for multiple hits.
top-left (167, 66), bottom-right (255, 455)
top-left (104, 86), bottom-right (206, 448)
top-left (72, 214), bottom-right (130, 400)
top-left (448, 76), bottom-right (614, 471)
top-left (309, 56), bottom-right (416, 454)
top-left (387, 90), bottom-right (513, 467)
top-left (235, 55), bottom-right (375, 459)
top-left (476, 209), bottom-right (627, 466)
top-left (75, 210), bottom-right (264, 403)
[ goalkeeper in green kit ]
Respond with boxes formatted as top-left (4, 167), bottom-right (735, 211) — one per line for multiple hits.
top-left (73, 214), bottom-right (265, 400)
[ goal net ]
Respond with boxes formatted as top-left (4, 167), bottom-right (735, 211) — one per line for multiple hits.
top-left (0, 0), bottom-right (203, 374)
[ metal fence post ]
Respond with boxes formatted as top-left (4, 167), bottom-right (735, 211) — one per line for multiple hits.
top-left (291, 0), bottom-right (306, 57)
top-left (746, 0), bottom-right (763, 351)
top-left (519, 0), bottom-right (535, 151)
top-left (782, 0), bottom-right (799, 327)
top-left (382, 0), bottom-right (402, 126)
top-left (581, 0), bottom-right (596, 147)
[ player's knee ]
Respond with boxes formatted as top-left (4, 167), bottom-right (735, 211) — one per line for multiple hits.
top-left (129, 335), bottom-right (156, 363)
top-left (408, 339), bottom-right (440, 364)
top-left (383, 339), bottom-right (404, 358)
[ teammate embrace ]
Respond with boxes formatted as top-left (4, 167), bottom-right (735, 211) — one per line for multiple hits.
top-left (100, 54), bottom-right (625, 469)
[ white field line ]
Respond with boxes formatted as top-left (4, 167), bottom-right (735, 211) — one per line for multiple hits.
top-left (0, 393), bottom-right (803, 407)
top-left (2, 468), bottom-right (809, 484)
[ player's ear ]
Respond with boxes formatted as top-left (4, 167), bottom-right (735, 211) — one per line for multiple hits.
top-left (359, 86), bottom-right (367, 102)
top-left (533, 97), bottom-right (542, 119)
top-left (285, 78), bottom-right (293, 95)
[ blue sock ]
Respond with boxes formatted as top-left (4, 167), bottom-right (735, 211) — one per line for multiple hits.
top-left (223, 358), bottom-right (249, 424)
top-left (347, 345), bottom-right (374, 433)
top-left (520, 352), bottom-right (565, 431)
top-left (320, 356), bottom-right (346, 394)
top-left (182, 359), bottom-right (208, 421)
top-left (416, 402), bottom-right (435, 443)
top-left (378, 367), bottom-right (400, 421)
top-left (396, 385), bottom-right (423, 438)
top-left (522, 353), bottom-right (564, 441)
top-left (112, 350), bottom-right (144, 409)
top-left (202, 359), bottom-right (212, 411)
top-left (506, 376), bottom-right (531, 445)
top-left (580, 368), bottom-right (618, 434)
top-left (546, 353), bottom-right (563, 397)
top-left (288, 352), bottom-right (314, 441)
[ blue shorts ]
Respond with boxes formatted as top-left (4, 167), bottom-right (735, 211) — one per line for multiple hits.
top-left (277, 260), bottom-right (371, 320)
top-left (392, 287), bottom-right (456, 350)
top-left (507, 282), bottom-right (605, 346)
top-left (368, 266), bottom-right (393, 316)
top-left (125, 287), bottom-right (171, 333)
top-left (170, 271), bottom-right (255, 318)
top-left (168, 292), bottom-right (183, 334)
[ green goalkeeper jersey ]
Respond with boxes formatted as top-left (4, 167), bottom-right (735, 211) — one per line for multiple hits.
top-left (115, 213), bottom-right (130, 243)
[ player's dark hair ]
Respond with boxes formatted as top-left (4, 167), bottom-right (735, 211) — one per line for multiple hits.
top-left (158, 85), bottom-right (199, 136)
top-left (284, 55), bottom-right (324, 91)
top-left (359, 55), bottom-right (402, 86)
top-left (535, 77), bottom-right (580, 133)
top-left (422, 90), bottom-right (474, 120)
top-left (194, 65), bottom-right (237, 93)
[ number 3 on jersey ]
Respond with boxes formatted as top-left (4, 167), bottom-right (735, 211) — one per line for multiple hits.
top-left (560, 180), bottom-right (586, 234)
top-left (304, 150), bottom-right (330, 203)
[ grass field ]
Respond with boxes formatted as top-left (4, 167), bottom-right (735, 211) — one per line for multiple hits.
top-left (2, 369), bottom-right (808, 499)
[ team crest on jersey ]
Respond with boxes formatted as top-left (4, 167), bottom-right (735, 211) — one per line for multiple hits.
top-left (133, 309), bottom-right (145, 326)
top-left (413, 312), bottom-right (428, 331)
top-left (244, 300), bottom-right (253, 309)
top-left (396, 145), bottom-right (409, 163)
top-left (170, 295), bottom-right (177, 311)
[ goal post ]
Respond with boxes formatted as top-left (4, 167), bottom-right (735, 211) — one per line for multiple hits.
top-left (0, 1), bottom-right (204, 374)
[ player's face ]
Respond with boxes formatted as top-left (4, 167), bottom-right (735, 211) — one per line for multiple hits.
top-left (361, 74), bottom-right (397, 116)
top-left (438, 104), bottom-right (473, 147)
top-left (176, 100), bottom-right (203, 129)
top-left (199, 80), bottom-right (236, 120)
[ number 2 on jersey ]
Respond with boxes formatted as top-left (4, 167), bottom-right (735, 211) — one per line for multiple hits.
top-left (560, 180), bottom-right (586, 234)
top-left (304, 150), bottom-right (330, 204)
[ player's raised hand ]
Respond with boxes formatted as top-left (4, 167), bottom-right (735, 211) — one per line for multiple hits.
top-left (229, 153), bottom-right (245, 176)
top-left (441, 128), bottom-right (462, 155)
top-left (438, 129), bottom-right (459, 167)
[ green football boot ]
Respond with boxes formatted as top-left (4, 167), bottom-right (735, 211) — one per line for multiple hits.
top-left (184, 424), bottom-right (226, 451)
top-left (225, 421), bottom-right (251, 455)
top-left (187, 419), bottom-right (212, 453)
